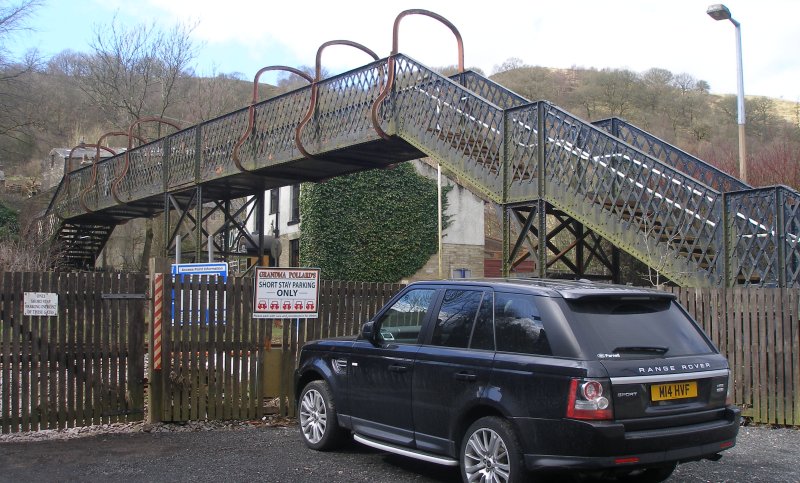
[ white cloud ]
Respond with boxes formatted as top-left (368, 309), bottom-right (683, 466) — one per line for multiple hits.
top-left (125, 0), bottom-right (800, 100)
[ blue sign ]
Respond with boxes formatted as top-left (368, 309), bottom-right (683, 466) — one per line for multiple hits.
top-left (170, 262), bottom-right (229, 325)
top-left (171, 262), bottom-right (228, 280)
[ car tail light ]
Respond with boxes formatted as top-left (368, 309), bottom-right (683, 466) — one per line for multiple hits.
top-left (566, 378), bottom-right (613, 420)
top-left (726, 370), bottom-right (733, 405)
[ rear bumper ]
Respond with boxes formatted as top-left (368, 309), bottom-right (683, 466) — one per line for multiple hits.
top-left (515, 406), bottom-right (740, 471)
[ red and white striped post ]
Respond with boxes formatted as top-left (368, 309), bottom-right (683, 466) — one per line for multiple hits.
top-left (153, 273), bottom-right (163, 370)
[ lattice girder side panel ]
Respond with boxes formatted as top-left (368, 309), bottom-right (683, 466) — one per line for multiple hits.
top-left (56, 164), bottom-right (92, 218)
top-left (542, 105), bottom-right (725, 287)
top-left (167, 127), bottom-right (198, 189)
top-left (201, 109), bottom-right (248, 181)
top-left (505, 103), bottom-right (542, 203)
top-left (300, 61), bottom-right (386, 154)
top-left (239, 87), bottom-right (312, 170)
top-left (597, 118), bottom-right (748, 193)
top-left (118, 140), bottom-right (166, 203)
top-left (37, 212), bottom-right (59, 244)
top-left (392, 55), bottom-right (504, 202)
top-left (450, 71), bottom-right (529, 110)
top-left (782, 187), bottom-right (800, 286)
top-left (725, 188), bottom-right (781, 286)
top-left (97, 154), bottom-right (126, 211)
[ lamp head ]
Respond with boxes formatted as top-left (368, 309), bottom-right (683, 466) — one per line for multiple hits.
top-left (707, 4), bottom-right (732, 21)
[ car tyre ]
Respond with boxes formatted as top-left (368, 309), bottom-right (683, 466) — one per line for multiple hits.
top-left (298, 380), bottom-right (346, 450)
top-left (616, 462), bottom-right (677, 483)
top-left (461, 416), bottom-right (526, 483)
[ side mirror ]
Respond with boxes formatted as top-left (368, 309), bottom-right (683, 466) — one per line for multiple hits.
top-left (361, 321), bottom-right (376, 344)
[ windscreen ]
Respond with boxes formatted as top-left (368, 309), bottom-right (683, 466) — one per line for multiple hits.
top-left (560, 298), bottom-right (715, 359)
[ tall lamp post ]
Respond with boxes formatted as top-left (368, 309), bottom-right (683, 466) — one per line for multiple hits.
top-left (707, 3), bottom-right (747, 183)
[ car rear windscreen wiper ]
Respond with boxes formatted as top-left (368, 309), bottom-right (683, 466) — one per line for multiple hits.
top-left (612, 345), bottom-right (669, 355)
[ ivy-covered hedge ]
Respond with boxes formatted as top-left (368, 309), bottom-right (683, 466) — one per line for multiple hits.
top-left (299, 163), bottom-right (448, 282)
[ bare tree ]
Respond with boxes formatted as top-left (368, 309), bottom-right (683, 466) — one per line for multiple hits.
top-left (80, 15), bottom-right (198, 132)
top-left (77, 15), bottom-right (198, 269)
top-left (0, 0), bottom-right (42, 62)
top-left (0, 0), bottom-right (43, 162)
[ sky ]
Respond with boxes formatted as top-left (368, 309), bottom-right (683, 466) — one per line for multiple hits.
top-left (9, 0), bottom-right (800, 102)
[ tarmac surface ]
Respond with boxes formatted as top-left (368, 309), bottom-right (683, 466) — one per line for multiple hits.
top-left (0, 422), bottom-right (798, 482)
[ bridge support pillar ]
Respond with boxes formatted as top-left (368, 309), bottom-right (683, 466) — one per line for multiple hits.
top-left (503, 201), bottom-right (621, 282)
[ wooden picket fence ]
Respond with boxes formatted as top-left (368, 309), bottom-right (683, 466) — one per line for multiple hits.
top-left (0, 272), bottom-right (146, 434)
top-left (3, 271), bottom-right (799, 430)
top-left (153, 276), bottom-right (403, 421)
top-left (666, 287), bottom-right (800, 426)
top-left (154, 280), bottom-right (799, 426)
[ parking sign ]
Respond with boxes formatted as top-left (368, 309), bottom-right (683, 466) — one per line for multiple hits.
top-left (253, 267), bottom-right (320, 319)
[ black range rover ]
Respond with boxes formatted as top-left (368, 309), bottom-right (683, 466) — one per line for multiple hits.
top-left (295, 279), bottom-right (740, 482)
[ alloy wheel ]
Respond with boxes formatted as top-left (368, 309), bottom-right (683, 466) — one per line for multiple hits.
top-left (299, 388), bottom-right (327, 444)
top-left (463, 427), bottom-right (511, 482)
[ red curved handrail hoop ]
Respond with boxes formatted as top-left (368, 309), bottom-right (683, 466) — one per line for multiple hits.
top-left (111, 117), bottom-right (181, 204)
top-left (232, 66), bottom-right (314, 172)
top-left (78, 131), bottom-right (147, 213)
top-left (59, 143), bottom-right (117, 218)
top-left (371, 9), bottom-right (464, 140)
top-left (295, 40), bottom-right (379, 159)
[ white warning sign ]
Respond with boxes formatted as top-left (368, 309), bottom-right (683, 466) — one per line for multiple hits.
top-left (23, 292), bottom-right (58, 316)
top-left (253, 268), bottom-right (320, 319)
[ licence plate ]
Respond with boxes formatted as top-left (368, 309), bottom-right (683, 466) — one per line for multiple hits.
top-left (651, 381), bottom-right (697, 401)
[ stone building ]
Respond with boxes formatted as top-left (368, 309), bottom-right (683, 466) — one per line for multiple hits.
top-left (42, 146), bottom-right (124, 190)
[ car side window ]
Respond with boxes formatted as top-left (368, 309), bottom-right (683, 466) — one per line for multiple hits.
top-left (470, 291), bottom-right (494, 350)
top-left (495, 293), bottom-right (551, 356)
top-left (430, 290), bottom-right (485, 348)
top-left (376, 288), bottom-right (435, 344)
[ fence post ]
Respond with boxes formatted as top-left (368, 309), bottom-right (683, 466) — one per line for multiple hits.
top-left (147, 257), bottom-right (170, 423)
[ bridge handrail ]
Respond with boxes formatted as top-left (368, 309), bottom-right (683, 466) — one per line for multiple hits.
top-left (449, 70), bottom-right (529, 110)
top-left (593, 117), bottom-right (749, 193)
top-left (389, 55), bottom-right (727, 285)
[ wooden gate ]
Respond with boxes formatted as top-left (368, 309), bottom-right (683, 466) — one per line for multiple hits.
top-left (0, 272), bottom-right (146, 433)
top-left (154, 275), bottom-right (267, 422)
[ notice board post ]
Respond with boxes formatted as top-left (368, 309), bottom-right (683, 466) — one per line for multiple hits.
top-left (252, 267), bottom-right (320, 416)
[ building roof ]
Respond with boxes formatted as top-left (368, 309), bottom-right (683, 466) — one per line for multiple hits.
top-left (49, 147), bottom-right (126, 159)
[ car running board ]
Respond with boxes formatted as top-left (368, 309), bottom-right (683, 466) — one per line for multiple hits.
top-left (353, 433), bottom-right (459, 467)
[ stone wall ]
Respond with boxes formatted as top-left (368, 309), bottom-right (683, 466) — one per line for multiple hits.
top-left (405, 243), bottom-right (485, 282)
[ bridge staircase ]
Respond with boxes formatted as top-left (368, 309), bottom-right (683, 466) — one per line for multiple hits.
top-left (41, 53), bottom-right (800, 286)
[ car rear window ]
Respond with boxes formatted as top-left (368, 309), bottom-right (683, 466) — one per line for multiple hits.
top-left (560, 297), bottom-right (714, 359)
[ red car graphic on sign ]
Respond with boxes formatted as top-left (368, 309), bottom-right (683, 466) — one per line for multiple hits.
top-left (282, 301), bottom-right (292, 310)
top-left (270, 300), bottom-right (279, 310)
top-left (257, 300), bottom-right (267, 310)
top-left (294, 301), bottom-right (303, 310)
top-left (305, 301), bottom-right (315, 310)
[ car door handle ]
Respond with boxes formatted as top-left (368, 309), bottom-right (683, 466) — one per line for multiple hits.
top-left (388, 364), bottom-right (409, 373)
top-left (455, 372), bottom-right (477, 382)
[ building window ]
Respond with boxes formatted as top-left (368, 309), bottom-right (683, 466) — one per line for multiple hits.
top-left (452, 268), bottom-right (472, 279)
top-left (290, 238), bottom-right (300, 267)
top-left (289, 184), bottom-right (300, 224)
top-left (269, 189), bottom-right (279, 215)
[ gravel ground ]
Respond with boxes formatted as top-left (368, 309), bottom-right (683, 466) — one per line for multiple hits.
top-left (0, 419), bottom-right (798, 482)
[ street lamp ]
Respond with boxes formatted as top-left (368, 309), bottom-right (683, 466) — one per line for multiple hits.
top-left (707, 3), bottom-right (747, 183)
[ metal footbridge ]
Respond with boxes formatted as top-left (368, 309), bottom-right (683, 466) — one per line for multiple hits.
top-left (41, 9), bottom-right (800, 287)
